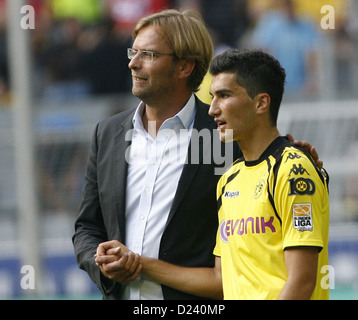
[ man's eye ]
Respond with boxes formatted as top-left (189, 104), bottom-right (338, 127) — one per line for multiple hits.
top-left (142, 52), bottom-right (152, 57)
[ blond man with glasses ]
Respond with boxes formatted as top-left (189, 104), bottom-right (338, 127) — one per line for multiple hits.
top-left (73, 9), bottom-right (239, 300)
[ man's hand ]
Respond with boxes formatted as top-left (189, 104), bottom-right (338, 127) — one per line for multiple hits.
top-left (95, 240), bottom-right (142, 284)
top-left (286, 133), bottom-right (323, 170)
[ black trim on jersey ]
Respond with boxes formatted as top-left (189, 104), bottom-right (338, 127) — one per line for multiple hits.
top-left (265, 136), bottom-right (329, 226)
top-left (266, 159), bottom-right (282, 226)
top-left (217, 169), bottom-right (241, 211)
top-left (265, 137), bottom-right (292, 226)
top-left (244, 136), bottom-right (289, 167)
top-left (217, 136), bottom-right (329, 225)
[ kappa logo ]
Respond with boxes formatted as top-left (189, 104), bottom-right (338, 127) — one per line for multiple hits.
top-left (292, 203), bottom-right (313, 231)
top-left (285, 152), bottom-right (302, 162)
top-left (288, 164), bottom-right (310, 177)
top-left (224, 190), bottom-right (240, 198)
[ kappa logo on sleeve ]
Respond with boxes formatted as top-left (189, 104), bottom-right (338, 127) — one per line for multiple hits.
top-left (284, 152), bottom-right (302, 162)
top-left (292, 203), bottom-right (313, 231)
top-left (288, 164), bottom-right (310, 178)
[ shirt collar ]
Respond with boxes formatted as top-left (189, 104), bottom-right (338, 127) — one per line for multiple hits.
top-left (174, 94), bottom-right (196, 130)
top-left (132, 94), bottom-right (196, 131)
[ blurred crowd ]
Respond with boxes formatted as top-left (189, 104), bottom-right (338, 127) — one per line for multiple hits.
top-left (0, 0), bottom-right (357, 105)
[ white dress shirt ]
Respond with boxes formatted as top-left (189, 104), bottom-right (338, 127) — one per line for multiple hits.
top-left (121, 95), bottom-right (196, 299)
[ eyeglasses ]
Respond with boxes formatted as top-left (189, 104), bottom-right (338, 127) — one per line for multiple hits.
top-left (127, 48), bottom-right (175, 62)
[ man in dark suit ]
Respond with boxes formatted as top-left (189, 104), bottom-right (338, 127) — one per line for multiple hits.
top-left (73, 9), bottom-right (238, 300)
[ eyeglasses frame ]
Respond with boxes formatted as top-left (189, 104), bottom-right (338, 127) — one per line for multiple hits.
top-left (127, 48), bottom-right (175, 62)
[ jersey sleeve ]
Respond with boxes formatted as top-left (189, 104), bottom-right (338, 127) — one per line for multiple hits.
top-left (274, 148), bottom-right (329, 251)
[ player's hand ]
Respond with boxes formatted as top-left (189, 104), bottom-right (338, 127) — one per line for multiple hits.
top-left (95, 240), bottom-right (142, 284)
top-left (95, 240), bottom-right (129, 257)
top-left (286, 133), bottom-right (323, 170)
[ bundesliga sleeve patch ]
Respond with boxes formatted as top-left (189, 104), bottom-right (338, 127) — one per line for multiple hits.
top-left (292, 203), bottom-right (313, 231)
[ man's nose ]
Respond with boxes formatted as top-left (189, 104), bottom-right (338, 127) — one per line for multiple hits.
top-left (209, 97), bottom-right (220, 117)
top-left (128, 53), bottom-right (141, 70)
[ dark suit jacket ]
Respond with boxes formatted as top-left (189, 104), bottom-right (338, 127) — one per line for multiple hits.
top-left (72, 97), bottom-right (240, 299)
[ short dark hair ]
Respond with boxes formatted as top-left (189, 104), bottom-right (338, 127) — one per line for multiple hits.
top-left (209, 49), bottom-right (286, 126)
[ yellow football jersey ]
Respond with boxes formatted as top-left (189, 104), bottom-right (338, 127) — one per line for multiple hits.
top-left (214, 137), bottom-right (329, 300)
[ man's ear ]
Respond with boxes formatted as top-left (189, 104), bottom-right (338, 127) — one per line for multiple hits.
top-left (255, 93), bottom-right (271, 115)
top-left (177, 59), bottom-right (196, 80)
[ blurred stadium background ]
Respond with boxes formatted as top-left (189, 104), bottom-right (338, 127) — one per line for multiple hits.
top-left (0, 0), bottom-right (358, 299)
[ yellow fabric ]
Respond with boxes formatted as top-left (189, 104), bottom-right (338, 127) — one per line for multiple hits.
top-left (196, 72), bottom-right (213, 105)
top-left (214, 138), bottom-right (329, 300)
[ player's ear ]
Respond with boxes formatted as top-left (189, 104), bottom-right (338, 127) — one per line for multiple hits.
top-left (255, 93), bottom-right (271, 115)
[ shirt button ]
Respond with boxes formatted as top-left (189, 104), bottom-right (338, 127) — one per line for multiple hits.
top-left (145, 187), bottom-right (151, 193)
top-left (139, 215), bottom-right (145, 220)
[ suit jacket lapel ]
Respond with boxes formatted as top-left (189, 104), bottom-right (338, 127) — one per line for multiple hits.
top-left (165, 98), bottom-right (214, 227)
